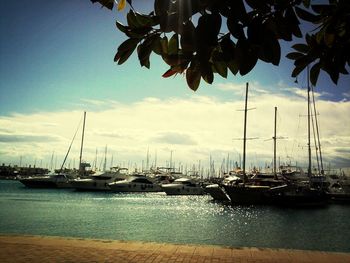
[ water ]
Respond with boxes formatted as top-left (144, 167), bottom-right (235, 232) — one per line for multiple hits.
top-left (0, 180), bottom-right (349, 252)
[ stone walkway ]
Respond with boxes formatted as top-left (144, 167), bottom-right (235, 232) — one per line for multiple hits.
top-left (1, 235), bottom-right (349, 263)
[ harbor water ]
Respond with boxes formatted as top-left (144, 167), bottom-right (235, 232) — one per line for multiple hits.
top-left (0, 180), bottom-right (349, 252)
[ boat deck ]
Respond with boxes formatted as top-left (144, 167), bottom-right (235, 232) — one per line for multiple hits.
top-left (1, 235), bottom-right (349, 263)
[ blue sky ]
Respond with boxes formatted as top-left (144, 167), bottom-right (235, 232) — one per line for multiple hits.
top-left (0, 1), bottom-right (349, 172)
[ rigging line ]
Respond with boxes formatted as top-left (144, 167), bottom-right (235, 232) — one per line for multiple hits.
top-left (311, 84), bottom-right (324, 173)
top-left (59, 114), bottom-right (84, 175)
top-left (311, 103), bottom-right (321, 174)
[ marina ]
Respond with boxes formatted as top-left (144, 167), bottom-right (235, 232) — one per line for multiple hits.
top-left (1, 179), bottom-right (349, 253)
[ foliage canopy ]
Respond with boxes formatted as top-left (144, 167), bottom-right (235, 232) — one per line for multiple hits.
top-left (91, 0), bottom-right (350, 91)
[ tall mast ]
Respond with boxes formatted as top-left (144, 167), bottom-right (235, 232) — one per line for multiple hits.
top-left (273, 106), bottom-right (277, 180)
top-left (307, 69), bottom-right (312, 177)
top-left (311, 85), bottom-right (324, 174)
top-left (79, 111), bottom-right (86, 174)
top-left (243, 82), bottom-right (249, 184)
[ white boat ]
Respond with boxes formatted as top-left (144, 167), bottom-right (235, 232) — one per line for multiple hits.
top-left (161, 178), bottom-right (205, 195)
top-left (71, 167), bottom-right (128, 191)
top-left (108, 176), bottom-right (162, 192)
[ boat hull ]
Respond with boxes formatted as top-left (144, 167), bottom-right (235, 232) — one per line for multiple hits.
top-left (161, 185), bottom-right (205, 195)
top-left (223, 185), bottom-right (271, 205)
top-left (19, 178), bottom-right (57, 188)
top-left (109, 183), bottom-right (162, 192)
top-left (205, 184), bottom-right (230, 201)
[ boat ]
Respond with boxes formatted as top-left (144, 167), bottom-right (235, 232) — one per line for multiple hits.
top-left (70, 167), bottom-right (128, 191)
top-left (19, 112), bottom-right (88, 189)
top-left (19, 173), bottom-right (67, 188)
top-left (223, 84), bottom-right (286, 205)
top-left (327, 177), bottom-right (350, 203)
top-left (268, 69), bottom-right (329, 206)
top-left (108, 176), bottom-right (162, 192)
top-left (161, 177), bottom-right (205, 195)
top-left (205, 174), bottom-right (240, 201)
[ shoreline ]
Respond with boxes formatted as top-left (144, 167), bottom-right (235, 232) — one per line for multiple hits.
top-left (1, 234), bottom-right (349, 263)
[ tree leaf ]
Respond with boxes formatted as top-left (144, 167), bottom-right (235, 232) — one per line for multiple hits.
top-left (116, 21), bottom-right (129, 34)
top-left (213, 61), bottom-right (227, 78)
top-left (137, 42), bottom-right (153, 68)
top-left (168, 34), bottom-right (178, 55)
top-left (186, 62), bottom-right (201, 91)
top-left (118, 0), bottom-right (126, 11)
top-left (310, 62), bottom-right (321, 86)
top-left (162, 68), bottom-right (178, 78)
top-left (227, 18), bottom-right (245, 40)
top-left (286, 52), bottom-right (304, 60)
top-left (117, 38), bottom-right (139, 52)
top-left (295, 7), bottom-right (319, 23)
top-left (292, 43), bottom-right (309, 53)
top-left (201, 63), bottom-right (214, 84)
top-left (227, 60), bottom-right (239, 75)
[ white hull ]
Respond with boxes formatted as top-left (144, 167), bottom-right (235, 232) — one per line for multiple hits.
top-left (71, 178), bottom-right (113, 191)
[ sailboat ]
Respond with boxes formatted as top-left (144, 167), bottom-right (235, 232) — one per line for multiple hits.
top-left (223, 83), bottom-right (285, 205)
top-left (268, 69), bottom-right (328, 206)
top-left (19, 112), bottom-right (88, 188)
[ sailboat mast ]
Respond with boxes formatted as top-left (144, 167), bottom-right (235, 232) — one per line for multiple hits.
top-left (79, 111), bottom-right (86, 173)
top-left (273, 106), bottom-right (277, 180)
top-left (311, 85), bottom-right (324, 174)
top-left (307, 70), bottom-right (312, 177)
top-left (243, 82), bottom-right (249, 184)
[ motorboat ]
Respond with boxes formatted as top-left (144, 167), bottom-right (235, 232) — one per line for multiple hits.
top-left (161, 177), bottom-right (205, 195)
top-left (108, 176), bottom-right (162, 192)
top-left (71, 167), bottom-right (128, 191)
top-left (19, 173), bottom-right (74, 189)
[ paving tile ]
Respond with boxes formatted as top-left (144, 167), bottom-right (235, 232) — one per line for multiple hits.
top-left (1, 235), bottom-right (350, 263)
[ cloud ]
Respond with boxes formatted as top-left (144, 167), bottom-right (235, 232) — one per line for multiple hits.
top-left (151, 132), bottom-right (197, 145)
top-left (0, 134), bottom-right (60, 143)
top-left (0, 92), bottom-right (349, 172)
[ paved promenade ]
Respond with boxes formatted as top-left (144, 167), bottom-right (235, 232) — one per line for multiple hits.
top-left (0, 235), bottom-right (349, 263)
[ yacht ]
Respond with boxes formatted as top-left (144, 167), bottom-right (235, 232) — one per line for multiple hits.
top-left (19, 173), bottom-right (71, 188)
top-left (108, 176), bottom-right (162, 192)
top-left (71, 167), bottom-right (128, 191)
top-left (161, 178), bottom-right (205, 195)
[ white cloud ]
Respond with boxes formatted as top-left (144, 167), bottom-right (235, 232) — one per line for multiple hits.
top-left (0, 92), bottom-right (349, 173)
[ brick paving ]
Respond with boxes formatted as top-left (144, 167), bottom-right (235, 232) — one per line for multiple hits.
top-left (0, 235), bottom-right (349, 263)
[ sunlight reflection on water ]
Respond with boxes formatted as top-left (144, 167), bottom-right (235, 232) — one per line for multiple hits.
top-left (0, 180), bottom-right (350, 252)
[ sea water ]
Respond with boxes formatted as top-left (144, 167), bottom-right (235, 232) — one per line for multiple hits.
top-left (0, 180), bottom-right (349, 252)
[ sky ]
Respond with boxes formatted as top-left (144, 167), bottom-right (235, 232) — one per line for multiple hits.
top-left (0, 0), bottom-right (349, 174)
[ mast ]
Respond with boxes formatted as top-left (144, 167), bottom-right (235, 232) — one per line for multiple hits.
top-left (79, 111), bottom-right (86, 174)
top-left (103, 145), bottom-right (107, 172)
top-left (242, 82), bottom-right (249, 184)
top-left (307, 69), bottom-right (312, 177)
top-left (273, 106), bottom-right (277, 180)
top-left (311, 85), bottom-right (324, 174)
